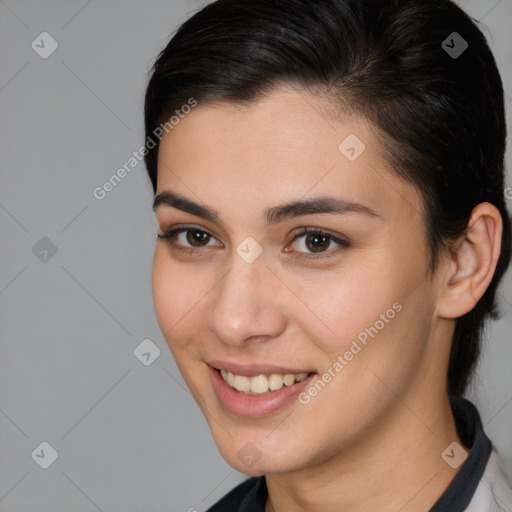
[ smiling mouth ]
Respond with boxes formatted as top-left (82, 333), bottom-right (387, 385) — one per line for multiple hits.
top-left (217, 369), bottom-right (313, 395)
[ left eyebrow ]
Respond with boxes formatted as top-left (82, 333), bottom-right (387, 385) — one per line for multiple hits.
top-left (264, 196), bottom-right (380, 225)
top-left (152, 190), bottom-right (380, 225)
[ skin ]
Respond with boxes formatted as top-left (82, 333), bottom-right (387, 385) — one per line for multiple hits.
top-left (151, 87), bottom-right (502, 512)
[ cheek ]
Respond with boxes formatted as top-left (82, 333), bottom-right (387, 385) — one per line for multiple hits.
top-left (285, 264), bottom-right (403, 356)
top-left (285, 244), bottom-right (430, 386)
top-left (151, 248), bottom-right (209, 348)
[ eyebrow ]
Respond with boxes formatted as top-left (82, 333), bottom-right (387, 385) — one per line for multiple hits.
top-left (153, 190), bottom-right (380, 225)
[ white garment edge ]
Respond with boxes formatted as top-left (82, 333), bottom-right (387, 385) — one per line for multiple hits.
top-left (465, 447), bottom-right (512, 512)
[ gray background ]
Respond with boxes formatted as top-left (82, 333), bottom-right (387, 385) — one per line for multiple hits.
top-left (0, 1), bottom-right (511, 511)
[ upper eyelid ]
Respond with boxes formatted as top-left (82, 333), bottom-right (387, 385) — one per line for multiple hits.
top-left (290, 227), bottom-right (346, 239)
top-left (160, 224), bottom-right (344, 237)
top-left (160, 223), bottom-right (221, 239)
top-left (160, 225), bottom-right (223, 245)
top-left (160, 225), bottom-right (348, 247)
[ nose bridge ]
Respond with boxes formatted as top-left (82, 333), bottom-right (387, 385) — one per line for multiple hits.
top-left (207, 250), bottom-right (285, 345)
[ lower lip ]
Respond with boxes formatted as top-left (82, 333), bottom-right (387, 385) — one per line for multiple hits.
top-left (208, 366), bottom-right (316, 418)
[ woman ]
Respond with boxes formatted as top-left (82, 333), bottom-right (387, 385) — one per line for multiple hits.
top-left (144, 0), bottom-right (512, 510)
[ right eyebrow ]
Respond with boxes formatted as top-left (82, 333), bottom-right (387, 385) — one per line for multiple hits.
top-left (153, 190), bottom-right (220, 223)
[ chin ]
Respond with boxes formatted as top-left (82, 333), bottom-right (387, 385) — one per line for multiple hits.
top-left (212, 431), bottom-right (310, 476)
top-left (223, 451), bottom-right (299, 476)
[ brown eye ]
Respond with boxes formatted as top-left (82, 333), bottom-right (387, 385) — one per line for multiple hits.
top-left (186, 229), bottom-right (211, 247)
top-left (304, 233), bottom-right (331, 253)
top-left (287, 228), bottom-right (350, 258)
top-left (157, 226), bottom-right (223, 253)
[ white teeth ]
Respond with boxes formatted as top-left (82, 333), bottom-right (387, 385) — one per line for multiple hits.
top-left (283, 374), bottom-right (295, 386)
top-left (250, 375), bottom-right (269, 394)
top-left (233, 375), bottom-right (251, 393)
top-left (268, 374), bottom-right (284, 391)
top-left (220, 369), bottom-right (235, 387)
top-left (219, 370), bottom-right (310, 395)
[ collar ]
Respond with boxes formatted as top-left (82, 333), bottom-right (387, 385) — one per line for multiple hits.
top-left (429, 395), bottom-right (492, 511)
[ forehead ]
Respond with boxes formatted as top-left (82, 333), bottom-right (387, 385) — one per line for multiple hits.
top-left (155, 88), bottom-right (423, 225)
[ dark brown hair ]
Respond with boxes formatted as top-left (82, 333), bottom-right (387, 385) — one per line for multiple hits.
top-left (144, 0), bottom-right (511, 397)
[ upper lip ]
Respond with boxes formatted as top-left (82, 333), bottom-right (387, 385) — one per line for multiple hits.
top-left (207, 360), bottom-right (315, 377)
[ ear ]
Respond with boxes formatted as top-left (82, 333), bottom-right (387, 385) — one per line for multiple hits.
top-left (437, 202), bottom-right (503, 319)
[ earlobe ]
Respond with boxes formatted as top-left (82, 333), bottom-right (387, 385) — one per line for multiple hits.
top-left (438, 203), bottom-right (502, 319)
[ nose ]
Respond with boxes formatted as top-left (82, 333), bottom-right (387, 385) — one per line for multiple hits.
top-left (206, 252), bottom-right (288, 348)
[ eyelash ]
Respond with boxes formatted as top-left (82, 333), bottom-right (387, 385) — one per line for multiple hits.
top-left (157, 225), bottom-right (350, 261)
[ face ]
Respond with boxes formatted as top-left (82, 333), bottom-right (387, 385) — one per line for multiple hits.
top-left (152, 88), bottom-right (445, 476)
